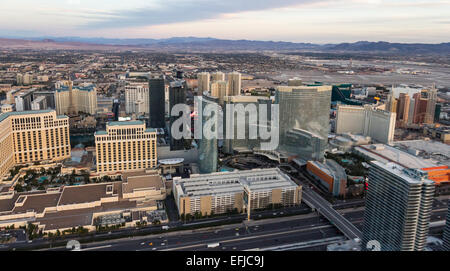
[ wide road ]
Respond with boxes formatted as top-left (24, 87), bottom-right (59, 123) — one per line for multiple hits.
top-left (36, 207), bottom-right (447, 251)
top-left (41, 213), bottom-right (342, 251)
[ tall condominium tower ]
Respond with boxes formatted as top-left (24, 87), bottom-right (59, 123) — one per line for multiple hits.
top-left (275, 85), bottom-right (332, 161)
top-left (16, 73), bottom-right (24, 85)
top-left (412, 88), bottom-right (438, 124)
top-left (112, 100), bottom-right (120, 121)
top-left (396, 93), bottom-right (410, 127)
top-left (23, 73), bottom-right (33, 85)
top-left (443, 202), bottom-right (450, 251)
top-left (210, 80), bottom-right (230, 105)
top-left (149, 77), bottom-right (166, 129)
top-left (198, 94), bottom-right (220, 174)
top-left (385, 89), bottom-right (398, 113)
top-left (425, 87), bottom-right (437, 124)
top-left (197, 72), bottom-right (210, 93)
top-left (211, 72), bottom-right (225, 83)
top-left (222, 95), bottom-right (272, 154)
top-left (125, 81), bottom-right (149, 115)
top-left (95, 121), bottom-right (157, 174)
top-left (362, 161), bottom-right (435, 251)
top-left (169, 80), bottom-right (187, 151)
top-left (227, 72), bottom-right (242, 96)
top-left (0, 110), bottom-right (71, 179)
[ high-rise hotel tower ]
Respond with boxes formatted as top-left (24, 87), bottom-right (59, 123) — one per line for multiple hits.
top-left (0, 110), bottom-right (71, 180)
top-left (362, 161), bottom-right (435, 251)
top-left (95, 121), bottom-right (157, 174)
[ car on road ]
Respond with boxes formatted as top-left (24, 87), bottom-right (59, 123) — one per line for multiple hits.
top-left (207, 242), bottom-right (220, 248)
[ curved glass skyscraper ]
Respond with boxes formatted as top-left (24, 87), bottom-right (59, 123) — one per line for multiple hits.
top-left (275, 85), bottom-right (332, 161)
top-left (198, 94), bottom-right (220, 174)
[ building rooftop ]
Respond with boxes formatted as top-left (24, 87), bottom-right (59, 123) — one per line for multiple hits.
top-left (371, 161), bottom-right (434, 185)
top-left (277, 85), bottom-right (332, 93)
top-left (94, 131), bottom-right (107, 136)
top-left (108, 120), bottom-right (144, 126)
top-left (58, 183), bottom-right (118, 206)
top-left (355, 144), bottom-right (437, 169)
top-left (174, 168), bottom-right (298, 197)
top-left (56, 84), bottom-right (96, 92)
top-left (0, 172), bottom-right (164, 231)
top-left (0, 109), bottom-right (56, 122)
top-left (122, 172), bottom-right (165, 193)
top-left (393, 140), bottom-right (450, 167)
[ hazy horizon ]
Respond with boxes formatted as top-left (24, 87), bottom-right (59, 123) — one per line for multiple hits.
top-left (1, 35), bottom-right (450, 46)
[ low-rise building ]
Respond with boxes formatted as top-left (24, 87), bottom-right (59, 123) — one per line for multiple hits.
top-left (355, 143), bottom-right (450, 193)
top-left (306, 160), bottom-right (347, 197)
top-left (173, 168), bottom-right (301, 217)
top-left (0, 171), bottom-right (165, 233)
top-left (423, 126), bottom-right (450, 144)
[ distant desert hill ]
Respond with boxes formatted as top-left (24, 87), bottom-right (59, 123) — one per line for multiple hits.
top-left (0, 38), bottom-right (138, 50)
top-left (0, 37), bottom-right (449, 54)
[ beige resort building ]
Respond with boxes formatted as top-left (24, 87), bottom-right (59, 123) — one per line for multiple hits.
top-left (95, 120), bottom-right (157, 174)
top-left (0, 110), bottom-right (71, 181)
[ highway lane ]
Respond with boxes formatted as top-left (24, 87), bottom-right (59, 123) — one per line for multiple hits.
top-left (42, 213), bottom-right (339, 251)
top-left (165, 226), bottom-right (342, 251)
top-left (26, 205), bottom-right (449, 251)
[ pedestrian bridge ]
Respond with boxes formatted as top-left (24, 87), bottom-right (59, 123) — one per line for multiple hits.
top-left (302, 188), bottom-right (362, 240)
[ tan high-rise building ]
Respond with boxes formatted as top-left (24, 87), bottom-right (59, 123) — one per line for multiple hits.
top-left (412, 88), bottom-right (437, 125)
top-left (16, 73), bottom-right (23, 85)
top-left (227, 72), bottom-right (242, 96)
top-left (396, 93), bottom-right (410, 127)
top-left (23, 73), bottom-right (33, 85)
top-left (197, 72), bottom-right (210, 93)
top-left (210, 80), bottom-right (230, 105)
top-left (95, 121), bottom-right (157, 174)
top-left (386, 90), bottom-right (398, 113)
top-left (211, 72), bottom-right (225, 83)
top-left (336, 104), bottom-right (396, 144)
top-left (0, 110), bottom-right (71, 180)
top-left (55, 81), bottom-right (97, 115)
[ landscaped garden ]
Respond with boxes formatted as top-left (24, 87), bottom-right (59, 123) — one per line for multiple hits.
top-left (13, 166), bottom-right (119, 192)
top-left (325, 152), bottom-right (371, 177)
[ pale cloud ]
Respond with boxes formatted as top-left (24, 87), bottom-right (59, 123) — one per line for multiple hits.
top-left (0, 0), bottom-right (449, 42)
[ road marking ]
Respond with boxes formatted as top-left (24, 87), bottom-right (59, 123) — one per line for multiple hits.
top-left (80, 245), bottom-right (112, 251)
top-left (161, 225), bottom-right (332, 251)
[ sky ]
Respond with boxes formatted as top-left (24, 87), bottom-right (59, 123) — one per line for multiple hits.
top-left (0, 0), bottom-right (449, 43)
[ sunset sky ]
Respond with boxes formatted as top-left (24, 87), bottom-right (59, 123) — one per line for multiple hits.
top-left (0, 0), bottom-right (449, 43)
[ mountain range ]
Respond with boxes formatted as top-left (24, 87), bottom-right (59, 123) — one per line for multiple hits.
top-left (0, 36), bottom-right (449, 54)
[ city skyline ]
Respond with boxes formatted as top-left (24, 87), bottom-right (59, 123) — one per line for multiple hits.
top-left (1, 0), bottom-right (450, 43)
